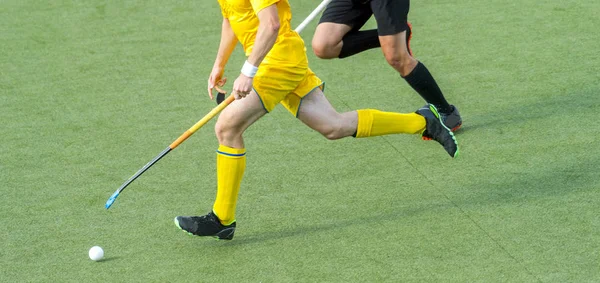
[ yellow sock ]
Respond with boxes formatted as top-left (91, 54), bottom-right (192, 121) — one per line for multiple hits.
top-left (355, 109), bottom-right (426, 138)
top-left (212, 145), bottom-right (246, 226)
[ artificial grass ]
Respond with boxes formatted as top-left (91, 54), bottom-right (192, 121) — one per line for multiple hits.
top-left (2, 0), bottom-right (599, 281)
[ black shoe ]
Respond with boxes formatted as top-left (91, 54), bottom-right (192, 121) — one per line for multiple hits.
top-left (174, 212), bottom-right (236, 240)
top-left (416, 104), bottom-right (459, 158)
top-left (418, 104), bottom-right (462, 140)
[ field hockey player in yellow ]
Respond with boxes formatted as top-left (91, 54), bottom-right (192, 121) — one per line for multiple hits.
top-left (174, 0), bottom-right (459, 240)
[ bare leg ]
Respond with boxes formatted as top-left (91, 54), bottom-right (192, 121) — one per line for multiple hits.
top-left (205, 91), bottom-right (267, 227)
top-left (379, 31), bottom-right (417, 77)
top-left (297, 87), bottom-right (358, 140)
top-left (215, 91), bottom-right (267, 148)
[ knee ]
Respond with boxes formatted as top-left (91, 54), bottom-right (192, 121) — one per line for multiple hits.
top-left (312, 38), bottom-right (337, 59)
top-left (215, 120), bottom-right (241, 144)
top-left (214, 122), bottom-right (229, 143)
top-left (383, 51), bottom-right (416, 76)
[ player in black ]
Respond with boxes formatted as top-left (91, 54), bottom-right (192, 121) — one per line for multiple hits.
top-left (312, 0), bottom-right (462, 136)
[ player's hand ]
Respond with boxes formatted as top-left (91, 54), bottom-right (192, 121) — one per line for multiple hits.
top-left (232, 73), bottom-right (253, 100)
top-left (208, 66), bottom-right (227, 100)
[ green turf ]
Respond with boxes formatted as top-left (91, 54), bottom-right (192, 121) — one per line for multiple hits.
top-left (2, 0), bottom-right (599, 282)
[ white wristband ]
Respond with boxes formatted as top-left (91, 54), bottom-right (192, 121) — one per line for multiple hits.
top-left (241, 60), bottom-right (258, 78)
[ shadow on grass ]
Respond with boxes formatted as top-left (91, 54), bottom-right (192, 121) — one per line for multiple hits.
top-left (464, 88), bottom-right (599, 132)
top-left (96, 256), bottom-right (120, 263)
top-left (211, 145), bottom-right (600, 247)
top-left (454, 88), bottom-right (600, 205)
top-left (190, 89), bottom-right (600, 247)
top-left (455, 149), bottom-right (600, 208)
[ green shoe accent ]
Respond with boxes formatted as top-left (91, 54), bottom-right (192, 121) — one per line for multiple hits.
top-left (416, 104), bottom-right (460, 158)
top-left (174, 217), bottom-right (194, 236)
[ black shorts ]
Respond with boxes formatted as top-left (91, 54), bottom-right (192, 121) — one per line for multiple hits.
top-left (319, 0), bottom-right (410, 36)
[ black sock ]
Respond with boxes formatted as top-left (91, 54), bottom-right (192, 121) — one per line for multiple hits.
top-left (339, 29), bottom-right (380, 58)
top-left (403, 62), bottom-right (452, 113)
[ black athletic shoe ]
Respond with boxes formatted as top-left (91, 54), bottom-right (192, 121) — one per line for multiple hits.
top-left (418, 104), bottom-right (462, 140)
top-left (174, 212), bottom-right (236, 240)
top-left (416, 104), bottom-right (459, 158)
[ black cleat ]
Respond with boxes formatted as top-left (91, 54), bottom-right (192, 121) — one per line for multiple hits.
top-left (418, 104), bottom-right (462, 140)
top-left (174, 212), bottom-right (236, 240)
top-left (416, 104), bottom-right (459, 158)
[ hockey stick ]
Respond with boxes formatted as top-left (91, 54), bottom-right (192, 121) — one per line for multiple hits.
top-left (105, 95), bottom-right (235, 209)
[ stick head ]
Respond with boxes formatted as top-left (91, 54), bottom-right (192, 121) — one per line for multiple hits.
top-left (105, 191), bottom-right (120, 209)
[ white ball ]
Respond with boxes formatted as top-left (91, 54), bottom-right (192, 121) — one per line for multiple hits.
top-left (88, 246), bottom-right (104, 261)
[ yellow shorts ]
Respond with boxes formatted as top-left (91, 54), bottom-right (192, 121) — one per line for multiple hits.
top-left (252, 65), bottom-right (324, 116)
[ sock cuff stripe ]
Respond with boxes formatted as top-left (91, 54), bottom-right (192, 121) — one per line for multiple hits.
top-left (216, 150), bottom-right (246, 157)
top-left (217, 144), bottom-right (246, 155)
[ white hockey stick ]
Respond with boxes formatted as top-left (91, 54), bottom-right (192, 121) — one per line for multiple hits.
top-left (294, 0), bottom-right (333, 33)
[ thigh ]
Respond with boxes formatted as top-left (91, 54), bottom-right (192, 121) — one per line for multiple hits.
top-left (371, 0), bottom-right (410, 35)
top-left (319, 0), bottom-right (372, 32)
top-left (297, 87), bottom-right (339, 128)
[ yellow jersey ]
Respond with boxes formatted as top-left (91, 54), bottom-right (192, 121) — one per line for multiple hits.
top-left (217, 0), bottom-right (308, 68)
